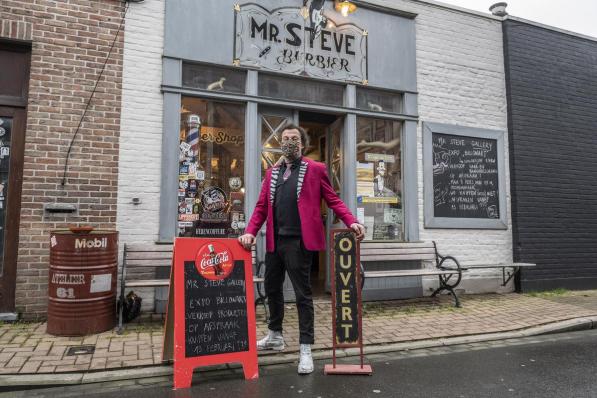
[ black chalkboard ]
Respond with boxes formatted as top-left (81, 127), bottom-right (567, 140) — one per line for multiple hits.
top-left (432, 133), bottom-right (500, 219)
top-left (184, 260), bottom-right (249, 357)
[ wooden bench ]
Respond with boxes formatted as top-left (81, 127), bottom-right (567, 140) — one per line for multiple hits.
top-left (460, 263), bottom-right (536, 287)
top-left (361, 241), bottom-right (465, 307)
top-left (117, 243), bottom-right (267, 334)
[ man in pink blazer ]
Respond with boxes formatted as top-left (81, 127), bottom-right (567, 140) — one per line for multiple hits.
top-left (239, 123), bottom-right (365, 374)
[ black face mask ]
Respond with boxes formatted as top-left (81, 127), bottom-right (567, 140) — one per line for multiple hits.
top-left (281, 140), bottom-right (301, 161)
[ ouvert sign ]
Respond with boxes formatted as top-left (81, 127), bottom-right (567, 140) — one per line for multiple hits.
top-left (234, 3), bottom-right (368, 83)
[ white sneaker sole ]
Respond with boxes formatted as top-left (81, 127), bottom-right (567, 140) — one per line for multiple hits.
top-left (257, 343), bottom-right (286, 351)
top-left (298, 366), bottom-right (314, 374)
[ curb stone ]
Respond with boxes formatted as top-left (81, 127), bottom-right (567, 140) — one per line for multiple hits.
top-left (1, 316), bottom-right (595, 388)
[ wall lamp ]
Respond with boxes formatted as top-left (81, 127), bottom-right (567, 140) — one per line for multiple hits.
top-left (335, 1), bottom-right (357, 17)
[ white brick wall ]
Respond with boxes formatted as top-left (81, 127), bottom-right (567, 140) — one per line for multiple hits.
top-left (117, 0), bottom-right (164, 244)
top-left (116, 0), bottom-right (514, 295)
top-left (377, 0), bottom-right (513, 293)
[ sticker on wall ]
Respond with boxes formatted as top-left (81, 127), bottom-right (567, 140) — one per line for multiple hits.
top-left (179, 202), bottom-right (187, 214)
top-left (230, 191), bottom-right (244, 211)
top-left (179, 180), bottom-right (189, 190)
top-left (178, 221), bottom-right (194, 228)
top-left (197, 170), bottom-right (205, 181)
top-left (383, 208), bottom-right (402, 224)
top-left (179, 214), bottom-right (200, 222)
top-left (178, 189), bottom-right (186, 197)
top-left (0, 127), bottom-right (5, 137)
top-left (200, 211), bottom-right (229, 223)
top-left (229, 177), bottom-right (242, 191)
top-left (188, 163), bottom-right (198, 178)
top-left (201, 187), bottom-right (227, 213)
top-left (0, 147), bottom-right (9, 158)
top-left (179, 164), bottom-right (189, 175)
top-left (90, 274), bottom-right (112, 293)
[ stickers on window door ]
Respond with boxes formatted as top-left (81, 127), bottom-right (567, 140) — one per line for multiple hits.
top-left (0, 147), bottom-right (8, 158)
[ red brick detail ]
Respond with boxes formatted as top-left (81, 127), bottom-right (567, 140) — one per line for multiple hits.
top-left (1, 1), bottom-right (125, 319)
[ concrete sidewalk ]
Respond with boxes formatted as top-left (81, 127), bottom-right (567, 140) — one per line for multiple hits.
top-left (1, 290), bottom-right (596, 378)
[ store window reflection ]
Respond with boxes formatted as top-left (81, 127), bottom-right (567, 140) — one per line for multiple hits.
top-left (178, 97), bottom-right (246, 238)
top-left (356, 117), bottom-right (403, 241)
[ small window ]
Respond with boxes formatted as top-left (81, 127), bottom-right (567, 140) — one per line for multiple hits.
top-left (356, 87), bottom-right (403, 114)
top-left (258, 74), bottom-right (344, 106)
top-left (182, 62), bottom-right (246, 94)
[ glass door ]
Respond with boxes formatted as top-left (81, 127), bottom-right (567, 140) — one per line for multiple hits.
top-left (258, 106), bottom-right (296, 301)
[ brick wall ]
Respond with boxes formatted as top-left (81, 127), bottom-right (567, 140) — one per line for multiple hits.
top-left (0, 0), bottom-right (124, 319)
top-left (503, 19), bottom-right (597, 290)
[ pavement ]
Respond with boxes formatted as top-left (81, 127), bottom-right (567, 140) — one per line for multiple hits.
top-left (9, 328), bottom-right (597, 398)
top-left (1, 290), bottom-right (597, 388)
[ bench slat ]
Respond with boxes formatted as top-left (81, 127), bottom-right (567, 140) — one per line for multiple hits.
top-left (361, 254), bottom-right (436, 261)
top-left (125, 244), bottom-right (173, 252)
top-left (365, 269), bottom-right (461, 278)
top-left (360, 248), bottom-right (435, 255)
top-left (126, 280), bottom-right (170, 287)
top-left (464, 263), bottom-right (536, 269)
top-left (360, 242), bottom-right (434, 249)
top-left (125, 259), bottom-right (173, 267)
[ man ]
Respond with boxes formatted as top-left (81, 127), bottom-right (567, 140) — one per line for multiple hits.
top-left (239, 123), bottom-right (365, 374)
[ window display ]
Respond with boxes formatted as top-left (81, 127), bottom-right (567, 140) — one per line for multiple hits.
top-left (178, 98), bottom-right (246, 238)
top-left (356, 117), bottom-right (403, 241)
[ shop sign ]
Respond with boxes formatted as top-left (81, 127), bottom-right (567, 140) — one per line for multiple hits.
top-left (200, 127), bottom-right (244, 146)
top-left (161, 238), bottom-right (258, 388)
top-left (234, 4), bottom-right (368, 84)
top-left (364, 153), bottom-right (395, 163)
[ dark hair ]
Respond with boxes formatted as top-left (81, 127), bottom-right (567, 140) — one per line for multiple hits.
top-left (280, 122), bottom-right (310, 154)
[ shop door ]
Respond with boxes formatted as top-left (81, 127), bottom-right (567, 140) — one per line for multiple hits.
top-left (258, 106), bottom-right (297, 301)
top-left (0, 42), bottom-right (30, 314)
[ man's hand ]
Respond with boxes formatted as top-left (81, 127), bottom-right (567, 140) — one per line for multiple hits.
top-left (238, 233), bottom-right (256, 250)
top-left (350, 223), bottom-right (366, 241)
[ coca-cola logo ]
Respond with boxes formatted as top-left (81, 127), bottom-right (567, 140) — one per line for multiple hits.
top-left (195, 241), bottom-right (234, 280)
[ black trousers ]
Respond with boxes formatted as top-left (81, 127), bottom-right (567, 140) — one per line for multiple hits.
top-left (264, 236), bottom-right (315, 344)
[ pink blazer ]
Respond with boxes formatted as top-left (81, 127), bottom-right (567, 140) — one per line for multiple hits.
top-left (246, 157), bottom-right (358, 252)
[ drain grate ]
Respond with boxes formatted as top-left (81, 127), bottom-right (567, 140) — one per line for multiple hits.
top-left (66, 345), bottom-right (96, 356)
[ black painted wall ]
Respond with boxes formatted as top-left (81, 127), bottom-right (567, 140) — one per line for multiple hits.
top-left (503, 20), bottom-right (597, 291)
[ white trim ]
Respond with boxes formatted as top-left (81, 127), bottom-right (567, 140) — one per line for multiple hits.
top-left (360, 0), bottom-right (502, 21)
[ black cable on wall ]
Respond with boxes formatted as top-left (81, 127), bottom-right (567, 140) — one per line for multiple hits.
top-left (61, 0), bottom-right (131, 186)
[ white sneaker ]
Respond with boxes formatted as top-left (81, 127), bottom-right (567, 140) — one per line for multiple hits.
top-left (298, 344), bottom-right (314, 374)
top-left (257, 330), bottom-right (285, 351)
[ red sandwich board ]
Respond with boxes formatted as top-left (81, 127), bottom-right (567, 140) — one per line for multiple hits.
top-left (162, 238), bottom-right (258, 389)
top-left (324, 229), bottom-right (372, 375)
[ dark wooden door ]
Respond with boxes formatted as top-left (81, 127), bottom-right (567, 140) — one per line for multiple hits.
top-left (0, 107), bottom-right (26, 312)
top-left (0, 41), bottom-right (30, 313)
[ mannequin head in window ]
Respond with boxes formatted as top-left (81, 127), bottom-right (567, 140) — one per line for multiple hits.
top-left (279, 122), bottom-right (310, 160)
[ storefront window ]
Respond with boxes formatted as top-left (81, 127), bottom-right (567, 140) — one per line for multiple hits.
top-left (258, 73), bottom-right (344, 106)
top-left (182, 62), bottom-right (246, 94)
top-left (178, 97), bottom-right (246, 238)
top-left (356, 87), bottom-right (403, 114)
top-left (356, 117), bottom-right (404, 241)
